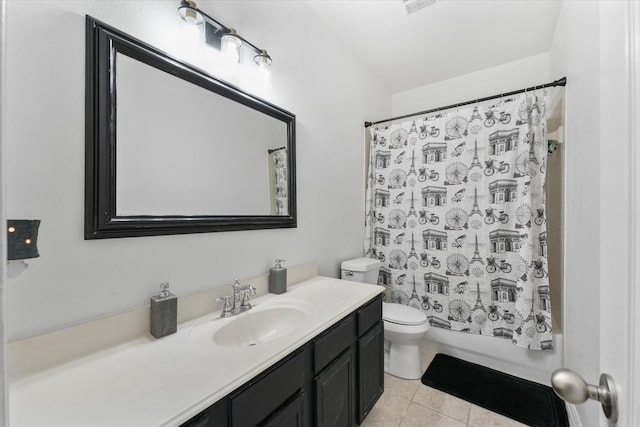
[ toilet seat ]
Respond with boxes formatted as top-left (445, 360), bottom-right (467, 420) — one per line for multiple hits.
top-left (382, 302), bottom-right (427, 326)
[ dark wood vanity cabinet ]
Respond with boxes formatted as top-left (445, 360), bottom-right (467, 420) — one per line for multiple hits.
top-left (356, 324), bottom-right (384, 424)
top-left (355, 299), bottom-right (384, 424)
top-left (181, 295), bottom-right (383, 427)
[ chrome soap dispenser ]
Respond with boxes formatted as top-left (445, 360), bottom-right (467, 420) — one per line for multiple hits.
top-left (269, 259), bottom-right (287, 294)
top-left (150, 282), bottom-right (177, 338)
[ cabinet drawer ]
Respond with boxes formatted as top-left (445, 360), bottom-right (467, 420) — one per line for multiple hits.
top-left (230, 349), bottom-right (306, 427)
top-left (314, 316), bottom-right (356, 374)
top-left (357, 295), bottom-right (382, 336)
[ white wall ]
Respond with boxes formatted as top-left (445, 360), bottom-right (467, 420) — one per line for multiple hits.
top-left (4, 1), bottom-right (390, 340)
top-left (391, 53), bottom-right (551, 116)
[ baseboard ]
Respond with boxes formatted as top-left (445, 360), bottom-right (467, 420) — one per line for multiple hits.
top-left (566, 403), bottom-right (583, 427)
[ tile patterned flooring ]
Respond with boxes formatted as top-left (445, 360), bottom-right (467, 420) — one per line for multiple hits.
top-left (361, 347), bottom-right (528, 427)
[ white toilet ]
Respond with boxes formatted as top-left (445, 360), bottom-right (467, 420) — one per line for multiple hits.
top-left (340, 257), bottom-right (430, 380)
top-left (381, 302), bottom-right (430, 379)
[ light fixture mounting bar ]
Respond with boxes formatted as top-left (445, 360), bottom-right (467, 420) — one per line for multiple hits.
top-left (179, 0), bottom-right (269, 58)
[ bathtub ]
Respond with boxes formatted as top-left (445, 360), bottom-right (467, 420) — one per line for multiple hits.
top-left (421, 328), bottom-right (563, 386)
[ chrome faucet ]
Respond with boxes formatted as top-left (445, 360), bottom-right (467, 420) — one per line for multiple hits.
top-left (215, 278), bottom-right (257, 318)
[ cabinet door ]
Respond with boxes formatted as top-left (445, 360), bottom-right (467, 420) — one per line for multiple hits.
top-left (357, 324), bottom-right (384, 424)
top-left (314, 347), bottom-right (355, 427)
top-left (262, 392), bottom-right (305, 427)
top-left (231, 349), bottom-right (306, 427)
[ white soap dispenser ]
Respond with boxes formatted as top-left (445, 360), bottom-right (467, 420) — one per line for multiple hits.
top-left (268, 259), bottom-right (287, 294)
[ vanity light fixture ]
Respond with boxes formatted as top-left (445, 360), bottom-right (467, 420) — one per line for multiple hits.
top-left (7, 219), bottom-right (40, 278)
top-left (177, 0), bottom-right (273, 71)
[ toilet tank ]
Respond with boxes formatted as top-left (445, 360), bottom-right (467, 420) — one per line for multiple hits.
top-left (341, 257), bottom-right (382, 285)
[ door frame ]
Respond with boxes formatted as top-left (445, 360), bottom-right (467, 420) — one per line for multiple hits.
top-left (627, 2), bottom-right (640, 424)
top-left (0, 0), bottom-right (8, 425)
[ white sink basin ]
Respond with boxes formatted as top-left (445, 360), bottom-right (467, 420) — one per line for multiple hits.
top-left (190, 306), bottom-right (307, 349)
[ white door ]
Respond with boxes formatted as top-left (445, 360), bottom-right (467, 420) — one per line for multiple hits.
top-left (597, 2), bottom-right (640, 426)
top-left (560, 2), bottom-right (639, 426)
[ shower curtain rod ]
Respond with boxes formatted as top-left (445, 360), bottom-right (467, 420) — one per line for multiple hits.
top-left (364, 76), bottom-right (567, 128)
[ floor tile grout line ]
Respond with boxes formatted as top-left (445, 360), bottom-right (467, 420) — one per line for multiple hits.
top-left (408, 397), bottom-right (470, 425)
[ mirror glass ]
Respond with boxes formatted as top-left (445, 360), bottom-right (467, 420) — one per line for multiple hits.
top-left (115, 53), bottom-right (289, 216)
top-left (85, 17), bottom-right (296, 239)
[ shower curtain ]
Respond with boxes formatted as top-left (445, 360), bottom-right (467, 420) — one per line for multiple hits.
top-left (269, 147), bottom-right (288, 215)
top-left (364, 93), bottom-right (553, 350)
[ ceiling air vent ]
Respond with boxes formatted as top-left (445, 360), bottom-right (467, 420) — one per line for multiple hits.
top-left (401, 0), bottom-right (438, 14)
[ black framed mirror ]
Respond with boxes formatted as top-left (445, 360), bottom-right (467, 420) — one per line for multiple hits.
top-left (85, 16), bottom-right (296, 239)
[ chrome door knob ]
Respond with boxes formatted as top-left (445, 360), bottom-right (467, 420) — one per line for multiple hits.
top-left (551, 368), bottom-right (618, 423)
top-left (551, 369), bottom-right (590, 404)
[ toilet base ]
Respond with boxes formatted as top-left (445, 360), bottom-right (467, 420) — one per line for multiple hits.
top-left (384, 339), bottom-right (423, 380)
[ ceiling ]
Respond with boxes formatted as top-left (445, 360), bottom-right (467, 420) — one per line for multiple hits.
top-left (305, 0), bottom-right (563, 93)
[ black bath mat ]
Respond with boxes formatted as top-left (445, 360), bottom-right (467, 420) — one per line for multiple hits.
top-left (421, 353), bottom-right (568, 427)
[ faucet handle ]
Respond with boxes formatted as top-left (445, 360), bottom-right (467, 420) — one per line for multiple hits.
top-left (214, 295), bottom-right (233, 317)
top-left (233, 278), bottom-right (253, 291)
top-left (239, 287), bottom-right (255, 311)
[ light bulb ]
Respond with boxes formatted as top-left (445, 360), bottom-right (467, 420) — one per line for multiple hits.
top-left (221, 29), bottom-right (243, 64)
top-left (254, 50), bottom-right (272, 89)
top-left (178, 1), bottom-right (204, 25)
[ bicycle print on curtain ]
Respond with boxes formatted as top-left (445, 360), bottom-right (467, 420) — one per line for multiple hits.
top-left (364, 94), bottom-right (553, 350)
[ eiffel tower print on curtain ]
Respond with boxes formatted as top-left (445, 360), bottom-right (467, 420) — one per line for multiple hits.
top-left (408, 191), bottom-right (418, 217)
top-left (469, 105), bottom-right (482, 122)
top-left (470, 139), bottom-right (483, 170)
top-left (470, 187), bottom-right (483, 217)
top-left (471, 234), bottom-right (483, 264)
top-left (408, 232), bottom-right (419, 259)
top-left (472, 282), bottom-right (486, 312)
top-left (408, 149), bottom-right (417, 176)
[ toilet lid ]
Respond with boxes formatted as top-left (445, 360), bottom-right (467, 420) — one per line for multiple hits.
top-left (382, 302), bottom-right (427, 325)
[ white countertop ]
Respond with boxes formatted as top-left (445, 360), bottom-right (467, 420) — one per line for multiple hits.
top-left (10, 277), bottom-right (384, 427)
